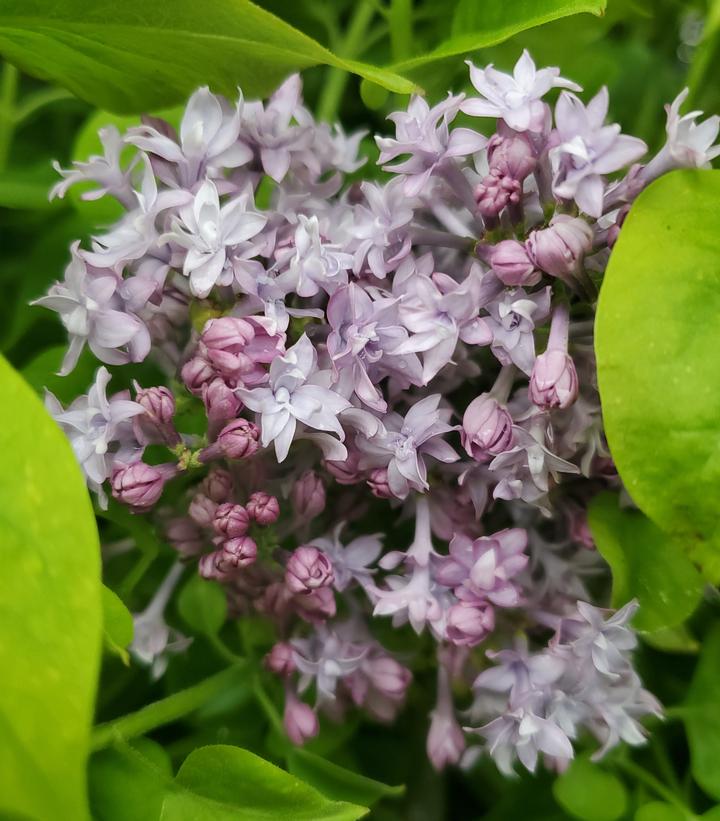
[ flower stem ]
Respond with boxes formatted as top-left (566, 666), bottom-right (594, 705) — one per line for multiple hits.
top-left (0, 62), bottom-right (19, 171)
top-left (91, 663), bottom-right (248, 751)
top-left (317, 1), bottom-right (376, 123)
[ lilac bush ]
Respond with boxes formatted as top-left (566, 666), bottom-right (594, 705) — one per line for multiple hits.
top-left (38, 51), bottom-right (720, 777)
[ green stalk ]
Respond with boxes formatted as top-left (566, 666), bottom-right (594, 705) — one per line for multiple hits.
top-left (0, 62), bottom-right (19, 171)
top-left (317, 1), bottom-right (376, 123)
top-left (615, 759), bottom-right (698, 820)
top-left (91, 664), bottom-right (247, 751)
top-left (389, 0), bottom-right (413, 62)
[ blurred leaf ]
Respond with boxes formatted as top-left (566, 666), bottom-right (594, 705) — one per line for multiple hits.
top-left (587, 492), bottom-right (703, 632)
top-left (177, 574), bottom-right (228, 636)
top-left (640, 624), bottom-right (700, 655)
top-left (89, 737), bottom-right (172, 821)
top-left (634, 803), bottom-right (685, 821)
top-left (21, 344), bottom-right (97, 402)
top-left (287, 748), bottom-right (404, 807)
top-left (0, 356), bottom-right (101, 821)
top-left (390, 0), bottom-right (606, 76)
top-left (552, 757), bottom-right (627, 821)
top-left (596, 170), bottom-right (720, 582)
top-left (0, 163), bottom-right (60, 209)
top-left (102, 584), bottom-right (134, 664)
top-left (159, 745), bottom-right (368, 819)
top-left (0, 0), bottom-right (415, 115)
top-left (682, 625), bottom-right (720, 801)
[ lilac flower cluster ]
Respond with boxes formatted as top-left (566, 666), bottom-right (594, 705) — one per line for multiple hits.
top-left (39, 51), bottom-right (719, 774)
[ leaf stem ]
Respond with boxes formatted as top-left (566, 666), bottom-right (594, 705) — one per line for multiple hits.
top-left (253, 678), bottom-right (285, 735)
top-left (91, 664), bottom-right (247, 751)
top-left (317, 1), bottom-right (376, 123)
top-left (389, 0), bottom-right (413, 62)
top-left (614, 759), bottom-right (697, 819)
top-left (0, 62), bottom-right (19, 171)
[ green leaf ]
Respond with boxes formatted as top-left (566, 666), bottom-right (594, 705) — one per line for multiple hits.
top-left (177, 574), bottom-right (228, 636)
top-left (287, 748), bottom-right (404, 807)
top-left (389, 0), bottom-right (606, 76)
top-left (0, 355), bottom-right (101, 821)
top-left (160, 745), bottom-right (368, 820)
top-left (587, 492), bottom-right (703, 632)
top-left (101, 584), bottom-right (134, 664)
top-left (0, 0), bottom-right (415, 115)
top-left (21, 345), bottom-right (98, 403)
top-left (0, 163), bottom-right (61, 209)
top-left (634, 803), bottom-right (685, 821)
top-left (682, 625), bottom-right (720, 801)
top-left (89, 738), bottom-right (172, 821)
top-left (640, 624), bottom-right (700, 655)
top-left (553, 757), bottom-right (627, 821)
top-left (596, 170), bottom-right (720, 581)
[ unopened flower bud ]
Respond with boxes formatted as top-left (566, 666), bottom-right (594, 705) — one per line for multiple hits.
top-left (529, 349), bottom-right (579, 410)
top-left (462, 394), bottom-right (514, 461)
top-left (489, 240), bottom-right (540, 286)
top-left (291, 471), bottom-right (326, 520)
top-left (198, 550), bottom-right (231, 581)
top-left (446, 603), bottom-right (495, 647)
top-left (363, 656), bottom-right (412, 699)
top-left (189, 493), bottom-right (218, 527)
top-left (283, 689), bottom-right (319, 745)
top-left (181, 356), bottom-right (215, 396)
top-left (133, 385), bottom-right (180, 446)
top-left (324, 447), bottom-right (364, 485)
top-left (246, 491), bottom-right (280, 525)
top-left (202, 377), bottom-right (241, 424)
top-left (285, 545), bottom-right (334, 594)
top-left (526, 215), bottom-right (593, 280)
top-left (166, 517), bottom-right (205, 558)
top-left (213, 503), bottom-right (250, 538)
top-left (201, 467), bottom-right (234, 503)
top-left (216, 418), bottom-right (260, 459)
top-left (293, 586), bottom-right (336, 623)
top-left (200, 316), bottom-right (256, 377)
top-left (367, 467), bottom-right (392, 499)
top-left (111, 462), bottom-right (176, 511)
top-left (487, 132), bottom-right (537, 180)
top-left (217, 535), bottom-right (257, 571)
top-left (266, 642), bottom-right (296, 677)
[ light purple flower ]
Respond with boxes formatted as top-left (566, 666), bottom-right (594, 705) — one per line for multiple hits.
top-left (310, 523), bottom-right (382, 592)
top-left (292, 626), bottom-right (368, 702)
top-left (484, 286), bottom-right (551, 375)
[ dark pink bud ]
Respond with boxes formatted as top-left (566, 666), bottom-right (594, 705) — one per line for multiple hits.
top-left (474, 172), bottom-right (522, 218)
top-left (202, 377), bottom-right (241, 424)
top-left (201, 467), bottom-right (234, 503)
top-left (246, 491), bottom-right (280, 525)
top-left (189, 493), bottom-right (218, 527)
top-left (266, 642), bottom-right (296, 677)
top-left (198, 550), bottom-right (232, 581)
top-left (213, 503), bottom-right (250, 538)
top-left (166, 516), bottom-right (205, 558)
top-left (363, 656), bottom-right (412, 699)
top-left (111, 462), bottom-right (176, 511)
top-left (200, 316), bottom-right (255, 377)
top-left (181, 356), bottom-right (215, 396)
top-left (529, 350), bottom-right (579, 410)
top-left (446, 603), bottom-right (495, 647)
top-left (487, 132), bottom-right (537, 180)
top-left (324, 447), bottom-right (364, 485)
top-left (291, 471), bottom-right (326, 520)
top-left (217, 419), bottom-right (260, 459)
top-left (293, 586), bottom-right (336, 624)
top-left (367, 467), bottom-right (392, 499)
top-left (217, 535), bottom-right (257, 571)
top-left (285, 545), bottom-right (334, 594)
top-left (133, 385), bottom-right (180, 446)
top-left (461, 394), bottom-right (514, 462)
top-left (526, 215), bottom-right (593, 280)
top-left (283, 689), bottom-right (319, 745)
top-left (489, 240), bottom-right (540, 286)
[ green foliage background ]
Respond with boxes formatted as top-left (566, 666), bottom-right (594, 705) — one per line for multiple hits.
top-left (1, 1), bottom-right (720, 819)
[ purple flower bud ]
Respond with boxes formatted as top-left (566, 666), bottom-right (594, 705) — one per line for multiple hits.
top-left (285, 545), bottom-right (334, 594)
top-left (201, 467), bottom-right (234, 503)
top-left (489, 240), bottom-right (540, 286)
top-left (216, 419), bottom-right (260, 459)
top-left (324, 447), bottom-right (364, 485)
top-left (266, 642), bottom-right (296, 677)
top-left (475, 172), bottom-right (522, 218)
top-left (529, 350), bottom-right (579, 410)
top-left (189, 493), bottom-right (218, 527)
top-left (213, 503), bottom-right (250, 538)
top-left (568, 506), bottom-right (595, 550)
top-left (200, 316), bottom-right (283, 385)
top-left (202, 377), bottom-right (242, 425)
top-left (363, 656), bottom-right (412, 699)
top-left (217, 535), bottom-right (257, 571)
top-left (487, 131), bottom-right (537, 180)
top-left (283, 689), bottom-right (319, 745)
top-left (246, 491), bottom-right (280, 525)
top-left (367, 467), bottom-right (392, 499)
top-left (111, 462), bottom-right (176, 511)
top-left (181, 356), bottom-right (215, 396)
top-left (462, 394), bottom-right (514, 462)
top-left (198, 550), bottom-right (232, 581)
top-left (446, 603), bottom-right (495, 647)
top-left (526, 215), bottom-right (593, 281)
top-left (166, 517), bottom-right (206, 558)
top-left (291, 471), bottom-right (326, 520)
top-left (133, 385), bottom-right (180, 446)
top-left (293, 586), bottom-right (336, 624)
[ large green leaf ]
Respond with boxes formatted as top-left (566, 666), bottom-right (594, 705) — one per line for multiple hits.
top-left (587, 493), bottom-right (703, 632)
top-left (388, 0), bottom-right (606, 77)
top-left (0, 0), bottom-right (414, 115)
top-left (552, 757), bottom-right (627, 821)
top-left (160, 745), bottom-right (368, 820)
top-left (0, 355), bottom-right (102, 820)
top-left (682, 625), bottom-right (720, 801)
top-left (596, 170), bottom-right (720, 581)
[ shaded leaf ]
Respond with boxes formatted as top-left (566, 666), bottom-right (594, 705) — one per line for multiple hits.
top-left (552, 757), bottom-right (627, 821)
top-left (177, 574), bottom-right (228, 636)
top-left (102, 584), bottom-right (134, 664)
